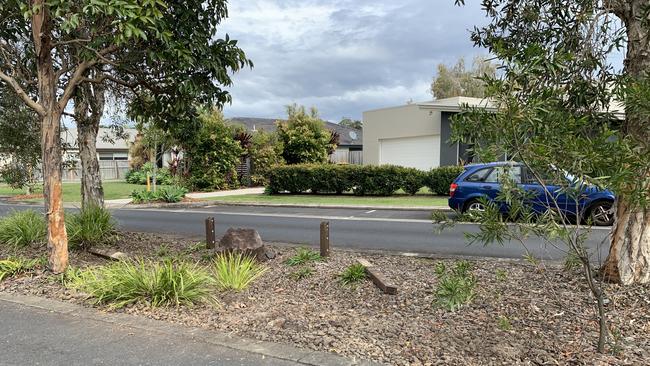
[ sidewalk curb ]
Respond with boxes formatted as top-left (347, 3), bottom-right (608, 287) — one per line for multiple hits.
top-left (0, 293), bottom-right (383, 366)
top-left (125, 200), bottom-right (452, 212)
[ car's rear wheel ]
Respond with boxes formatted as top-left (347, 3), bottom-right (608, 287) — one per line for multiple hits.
top-left (588, 201), bottom-right (614, 226)
top-left (463, 199), bottom-right (486, 215)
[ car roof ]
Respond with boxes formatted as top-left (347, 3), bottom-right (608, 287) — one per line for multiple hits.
top-left (463, 161), bottom-right (520, 168)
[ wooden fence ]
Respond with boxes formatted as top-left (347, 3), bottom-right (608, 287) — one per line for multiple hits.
top-left (329, 150), bottom-right (363, 165)
top-left (60, 161), bottom-right (130, 181)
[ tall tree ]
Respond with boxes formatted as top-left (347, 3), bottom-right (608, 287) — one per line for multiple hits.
top-left (453, 0), bottom-right (649, 285)
top-left (73, 74), bottom-right (105, 208)
top-left (430, 56), bottom-right (496, 99)
top-left (0, 0), bottom-right (251, 272)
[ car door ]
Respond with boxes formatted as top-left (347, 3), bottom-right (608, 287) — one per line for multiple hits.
top-left (461, 167), bottom-right (495, 200)
top-left (521, 168), bottom-right (576, 216)
top-left (482, 165), bottom-right (523, 212)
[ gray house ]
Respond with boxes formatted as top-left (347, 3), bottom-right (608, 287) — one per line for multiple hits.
top-left (228, 117), bottom-right (363, 164)
top-left (362, 97), bottom-right (494, 170)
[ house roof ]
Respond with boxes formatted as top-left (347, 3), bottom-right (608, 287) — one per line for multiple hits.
top-left (62, 127), bottom-right (137, 151)
top-left (228, 117), bottom-right (362, 146)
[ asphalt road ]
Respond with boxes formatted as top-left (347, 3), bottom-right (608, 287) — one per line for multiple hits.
top-left (0, 300), bottom-right (305, 366)
top-left (0, 202), bottom-right (611, 261)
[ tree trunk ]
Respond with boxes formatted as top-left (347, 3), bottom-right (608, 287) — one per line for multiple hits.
top-left (604, 198), bottom-right (650, 284)
top-left (33, 0), bottom-right (68, 273)
top-left (74, 81), bottom-right (105, 208)
top-left (604, 1), bottom-right (650, 285)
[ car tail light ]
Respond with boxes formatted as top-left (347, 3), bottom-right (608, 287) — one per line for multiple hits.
top-left (449, 183), bottom-right (458, 197)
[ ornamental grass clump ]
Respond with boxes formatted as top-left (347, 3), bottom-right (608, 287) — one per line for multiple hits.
top-left (0, 210), bottom-right (46, 247)
top-left (66, 205), bottom-right (116, 249)
top-left (339, 263), bottom-right (367, 286)
top-left (213, 251), bottom-right (267, 291)
top-left (70, 259), bottom-right (217, 308)
top-left (0, 257), bottom-right (38, 281)
top-left (285, 247), bottom-right (321, 266)
top-left (434, 260), bottom-right (477, 311)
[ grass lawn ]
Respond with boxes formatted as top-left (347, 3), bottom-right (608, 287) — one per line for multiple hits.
top-left (0, 181), bottom-right (147, 202)
top-left (207, 193), bottom-right (449, 207)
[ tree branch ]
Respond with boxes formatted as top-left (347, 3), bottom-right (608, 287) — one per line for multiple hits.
top-left (0, 70), bottom-right (45, 116)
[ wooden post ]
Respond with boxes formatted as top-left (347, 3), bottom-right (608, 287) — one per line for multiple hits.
top-left (205, 217), bottom-right (216, 249)
top-left (320, 221), bottom-right (330, 257)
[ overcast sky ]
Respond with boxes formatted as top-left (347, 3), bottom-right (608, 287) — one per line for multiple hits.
top-left (217, 0), bottom-right (488, 122)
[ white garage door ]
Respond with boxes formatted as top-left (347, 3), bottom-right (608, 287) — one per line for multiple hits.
top-left (379, 135), bottom-right (440, 171)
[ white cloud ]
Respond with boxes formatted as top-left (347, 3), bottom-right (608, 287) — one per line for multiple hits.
top-left (219, 0), bottom-right (488, 121)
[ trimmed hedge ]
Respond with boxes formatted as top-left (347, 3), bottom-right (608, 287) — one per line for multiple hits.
top-left (267, 164), bottom-right (464, 196)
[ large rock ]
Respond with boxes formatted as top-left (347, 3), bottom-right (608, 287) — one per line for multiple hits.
top-left (219, 228), bottom-right (276, 261)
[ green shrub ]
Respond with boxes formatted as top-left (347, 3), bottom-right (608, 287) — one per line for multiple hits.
top-left (267, 164), bottom-right (466, 196)
top-left (249, 130), bottom-right (285, 186)
top-left (66, 205), bottom-right (116, 249)
top-left (0, 210), bottom-right (47, 247)
top-left (276, 105), bottom-right (332, 165)
top-left (70, 259), bottom-right (217, 308)
top-left (352, 165), bottom-right (403, 196)
top-left (425, 166), bottom-right (465, 195)
top-left (339, 263), bottom-right (367, 286)
top-left (285, 247), bottom-right (321, 266)
top-left (213, 252), bottom-right (267, 291)
top-left (400, 167), bottom-right (426, 195)
top-left (0, 257), bottom-right (38, 281)
top-left (434, 260), bottom-right (476, 311)
top-left (183, 110), bottom-right (243, 191)
top-left (131, 186), bottom-right (187, 204)
top-left (125, 162), bottom-right (173, 185)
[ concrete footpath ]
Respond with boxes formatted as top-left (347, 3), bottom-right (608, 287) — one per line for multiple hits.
top-left (0, 293), bottom-right (378, 366)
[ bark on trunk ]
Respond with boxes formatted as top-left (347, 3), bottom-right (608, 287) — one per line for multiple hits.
top-left (604, 199), bottom-right (650, 284)
top-left (604, 0), bottom-right (650, 285)
top-left (74, 81), bottom-right (105, 208)
top-left (33, 0), bottom-right (68, 273)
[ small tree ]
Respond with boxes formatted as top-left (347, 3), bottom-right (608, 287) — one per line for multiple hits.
top-left (249, 130), bottom-right (284, 186)
top-left (430, 56), bottom-right (496, 99)
top-left (276, 105), bottom-right (333, 164)
top-left (0, 86), bottom-right (40, 195)
top-left (183, 109), bottom-right (244, 190)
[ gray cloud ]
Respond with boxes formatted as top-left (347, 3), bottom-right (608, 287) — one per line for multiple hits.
top-left (218, 0), bottom-right (488, 121)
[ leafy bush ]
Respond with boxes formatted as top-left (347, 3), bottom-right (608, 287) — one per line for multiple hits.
top-left (0, 210), bottom-right (46, 247)
top-left (183, 110), bottom-right (243, 191)
top-left (0, 257), bottom-right (38, 281)
top-left (249, 130), bottom-right (284, 186)
top-left (66, 205), bottom-right (116, 249)
top-left (434, 260), bottom-right (477, 311)
top-left (400, 167), bottom-right (426, 195)
top-left (276, 105), bottom-right (333, 165)
top-left (125, 162), bottom-right (173, 185)
top-left (268, 164), bottom-right (465, 196)
top-left (70, 259), bottom-right (217, 308)
top-left (425, 166), bottom-right (465, 195)
top-left (339, 263), bottom-right (367, 286)
top-left (213, 252), bottom-right (267, 291)
top-left (131, 186), bottom-right (188, 204)
top-left (285, 247), bottom-right (322, 266)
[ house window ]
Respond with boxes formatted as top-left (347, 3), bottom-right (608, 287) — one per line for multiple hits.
top-left (99, 152), bottom-right (128, 161)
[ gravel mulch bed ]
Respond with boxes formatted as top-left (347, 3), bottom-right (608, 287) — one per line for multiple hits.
top-left (1, 231), bottom-right (649, 365)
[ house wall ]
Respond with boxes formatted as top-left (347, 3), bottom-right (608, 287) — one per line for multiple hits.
top-left (362, 104), bottom-right (441, 166)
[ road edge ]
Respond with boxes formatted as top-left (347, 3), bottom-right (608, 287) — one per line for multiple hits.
top-left (121, 200), bottom-right (452, 211)
top-left (0, 292), bottom-right (382, 366)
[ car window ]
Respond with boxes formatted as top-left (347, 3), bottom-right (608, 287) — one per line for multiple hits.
top-left (485, 166), bottom-right (522, 184)
top-left (464, 168), bottom-right (492, 182)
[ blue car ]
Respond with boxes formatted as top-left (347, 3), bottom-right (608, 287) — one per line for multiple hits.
top-left (447, 162), bottom-right (616, 226)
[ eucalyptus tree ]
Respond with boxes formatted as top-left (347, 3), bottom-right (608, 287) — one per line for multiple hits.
top-left (452, 0), bottom-right (650, 286)
top-left (0, 0), bottom-right (251, 272)
top-left (430, 56), bottom-right (497, 99)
